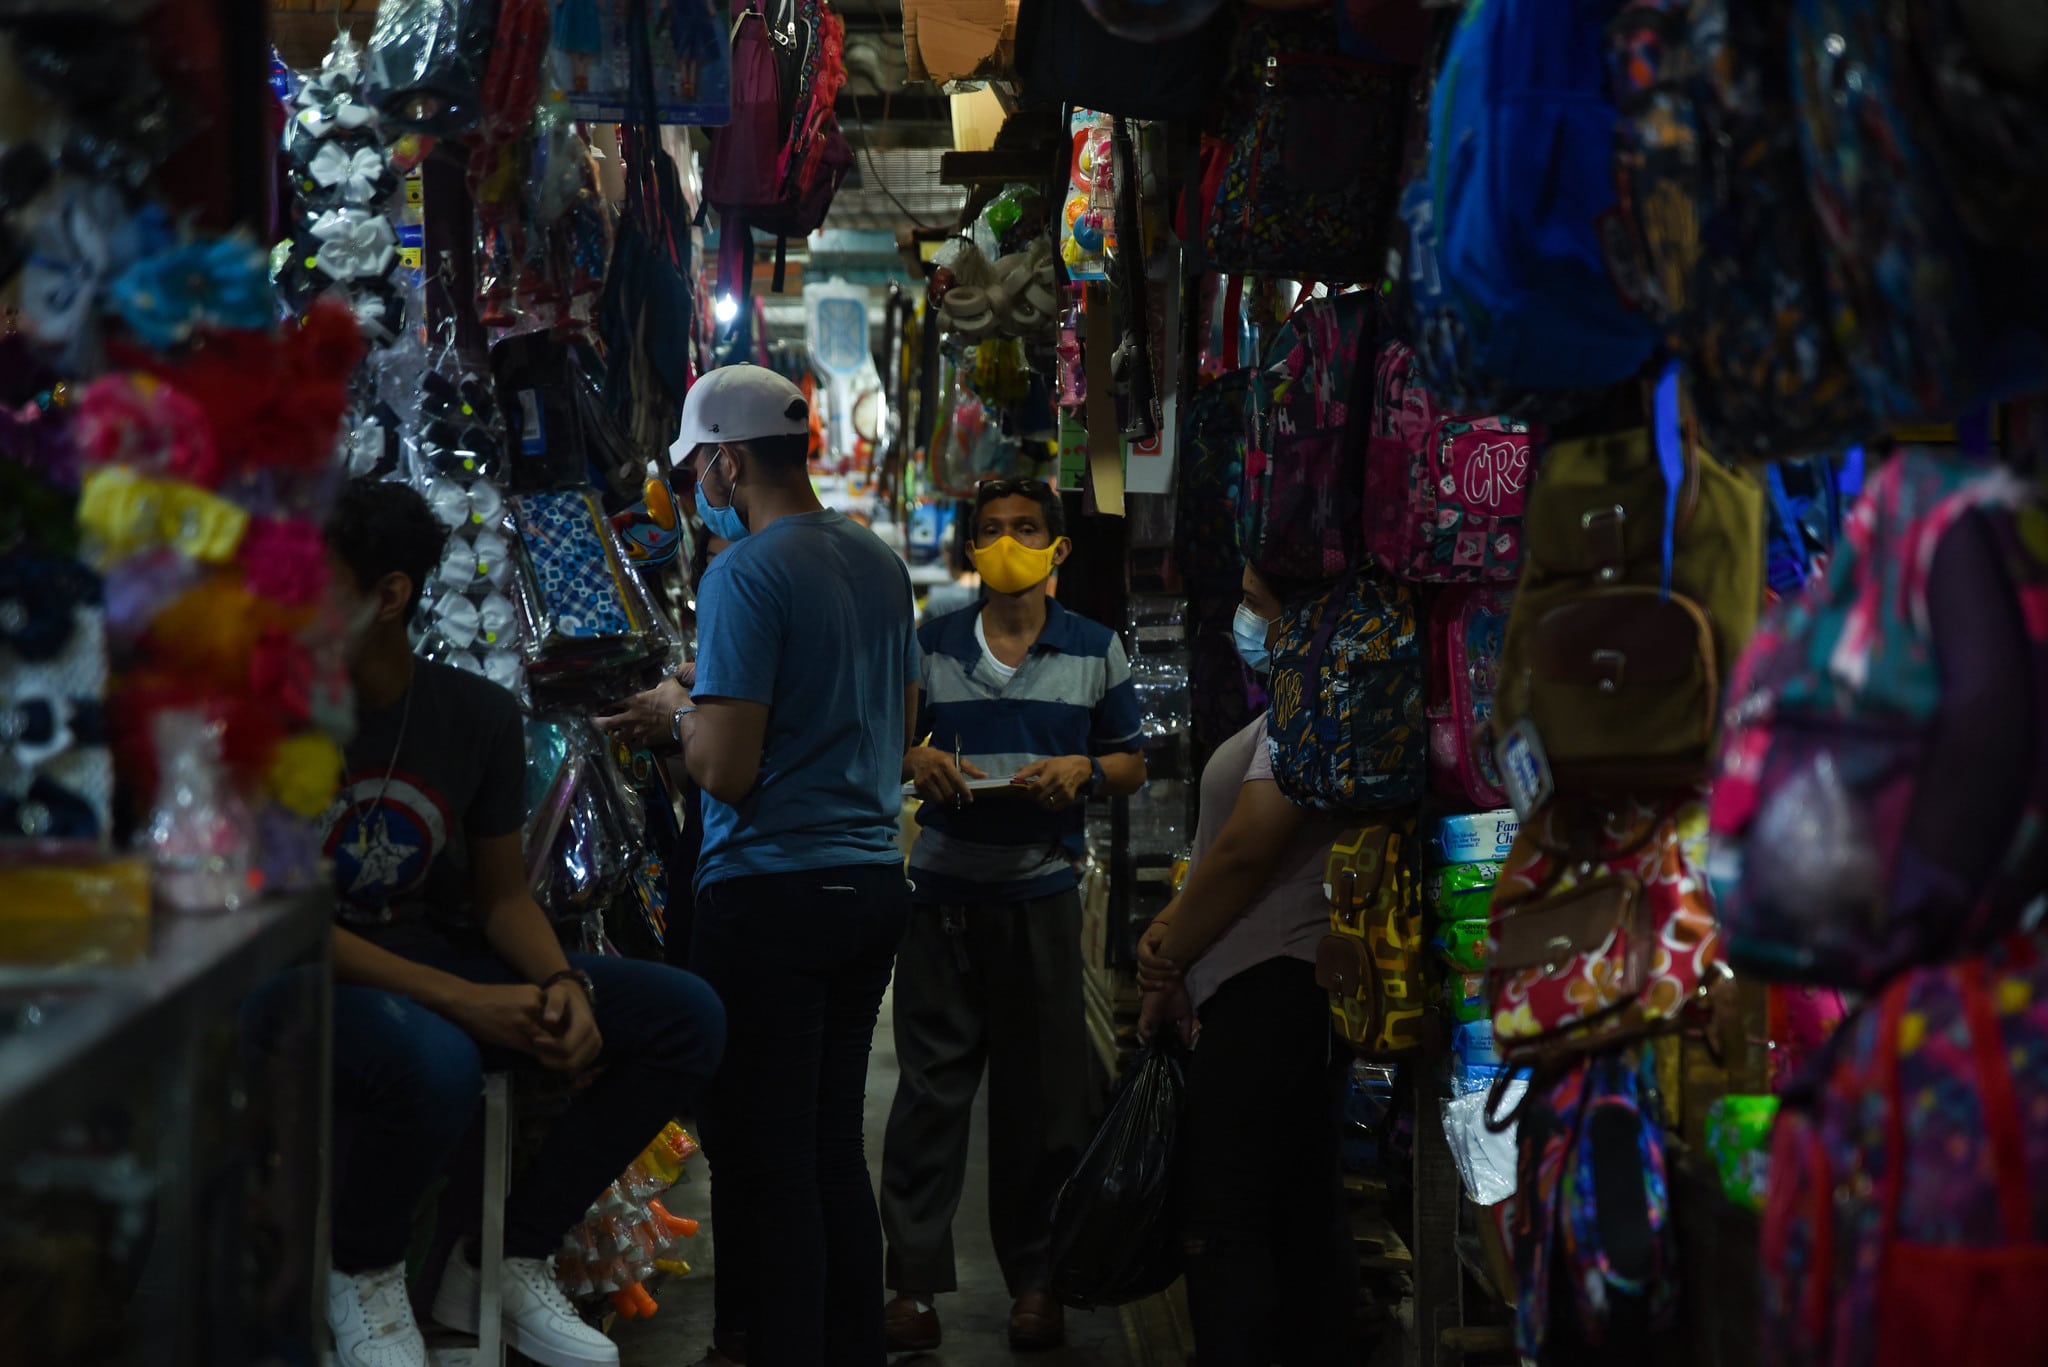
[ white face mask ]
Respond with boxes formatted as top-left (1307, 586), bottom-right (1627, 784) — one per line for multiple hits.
top-left (1232, 603), bottom-right (1275, 673)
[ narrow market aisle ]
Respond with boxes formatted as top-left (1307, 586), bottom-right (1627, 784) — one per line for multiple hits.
top-left (614, 984), bottom-right (1134, 1367)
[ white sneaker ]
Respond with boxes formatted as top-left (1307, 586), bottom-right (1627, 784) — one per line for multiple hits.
top-left (431, 1246), bottom-right (619, 1367)
top-left (327, 1264), bottom-right (427, 1367)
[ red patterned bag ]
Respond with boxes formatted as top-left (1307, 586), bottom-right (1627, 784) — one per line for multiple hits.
top-left (1487, 795), bottom-right (1724, 1073)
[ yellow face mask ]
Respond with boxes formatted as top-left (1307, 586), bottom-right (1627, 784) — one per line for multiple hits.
top-left (970, 535), bottom-right (1067, 595)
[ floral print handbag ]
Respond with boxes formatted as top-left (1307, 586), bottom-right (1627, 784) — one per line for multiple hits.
top-left (1486, 795), bottom-right (1724, 1074)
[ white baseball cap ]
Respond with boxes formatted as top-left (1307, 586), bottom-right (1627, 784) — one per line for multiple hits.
top-left (669, 364), bottom-right (810, 464)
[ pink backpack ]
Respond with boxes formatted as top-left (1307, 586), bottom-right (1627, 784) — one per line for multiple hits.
top-left (1427, 583), bottom-right (1510, 809)
top-left (1364, 339), bottom-right (1533, 583)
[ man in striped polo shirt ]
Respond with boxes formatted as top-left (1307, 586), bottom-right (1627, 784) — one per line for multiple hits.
top-left (881, 478), bottom-right (1147, 1354)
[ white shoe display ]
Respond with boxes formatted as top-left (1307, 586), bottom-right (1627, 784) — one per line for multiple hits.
top-left (327, 1264), bottom-right (428, 1367)
top-left (431, 1246), bottom-right (619, 1367)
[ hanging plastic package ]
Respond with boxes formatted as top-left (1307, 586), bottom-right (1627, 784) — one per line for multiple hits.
top-left (599, 0), bottom-right (695, 453)
top-left (364, 0), bottom-right (501, 134)
top-left (1045, 1039), bottom-right (1187, 1308)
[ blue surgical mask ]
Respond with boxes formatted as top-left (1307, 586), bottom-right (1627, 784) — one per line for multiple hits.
top-left (1232, 603), bottom-right (1274, 673)
top-left (694, 449), bottom-right (750, 542)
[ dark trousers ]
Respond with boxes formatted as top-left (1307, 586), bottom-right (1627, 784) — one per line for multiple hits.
top-left (691, 862), bottom-right (912, 1367)
top-left (1180, 956), bottom-right (1358, 1367)
top-left (880, 890), bottom-right (1094, 1298)
top-left (329, 947), bottom-right (726, 1271)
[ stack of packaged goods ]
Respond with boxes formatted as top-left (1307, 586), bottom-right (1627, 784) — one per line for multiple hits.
top-left (1421, 809), bottom-right (1518, 1100)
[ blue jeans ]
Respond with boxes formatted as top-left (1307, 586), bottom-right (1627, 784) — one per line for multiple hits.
top-left (330, 941), bottom-right (725, 1271)
top-left (692, 862), bottom-right (912, 1367)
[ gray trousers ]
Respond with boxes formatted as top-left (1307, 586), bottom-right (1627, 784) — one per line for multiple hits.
top-left (879, 889), bottom-right (1095, 1298)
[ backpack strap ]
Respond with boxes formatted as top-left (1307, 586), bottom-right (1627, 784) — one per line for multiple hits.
top-left (1221, 274), bottom-right (1244, 370)
top-left (1299, 571), bottom-right (1359, 708)
top-left (1653, 360), bottom-right (1685, 599)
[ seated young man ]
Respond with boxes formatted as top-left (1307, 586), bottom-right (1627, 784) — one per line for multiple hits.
top-left (319, 479), bottom-right (726, 1367)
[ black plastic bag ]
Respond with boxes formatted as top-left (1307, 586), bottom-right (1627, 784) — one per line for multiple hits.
top-left (1046, 1038), bottom-right (1187, 1308)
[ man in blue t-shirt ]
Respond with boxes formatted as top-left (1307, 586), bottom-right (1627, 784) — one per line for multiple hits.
top-left (597, 365), bottom-right (916, 1367)
top-left (880, 478), bottom-right (1146, 1354)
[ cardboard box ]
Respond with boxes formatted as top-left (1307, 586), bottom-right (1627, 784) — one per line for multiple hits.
top-left (902, 0), bottom-right (1018, 83)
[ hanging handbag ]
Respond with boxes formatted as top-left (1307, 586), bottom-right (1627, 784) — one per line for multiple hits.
top-left (1486, 794), bottom-right (1724, 1083)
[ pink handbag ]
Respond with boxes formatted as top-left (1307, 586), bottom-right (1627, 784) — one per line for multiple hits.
top-left (1364, 339), bottom-right (1534, 583)
top-left (1427, 583), bottom-right (1511, 809)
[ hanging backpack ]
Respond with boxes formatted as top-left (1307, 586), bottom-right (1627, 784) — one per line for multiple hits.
top-left (1485, 793), bottom-right (1723, 1082)
top-left (1760, 456), bottom-right (1844, 598)
top-left (1492, 370), bottom-right (1764, 795)
top-left (1508, 1046), bottom-right (1679, 1362)
top-left (751, 0), bottom-right (852, 284)
top-left (1609, 0), bottom-right (1876, 460)
top-left (1363, 339), bottom-right (1533, 583)
top-left (1791, 0), bottom-right (1995, 424)
top-left (1265, 565), bottom-right (1426, 813)
top-left (1710, 449), bottom-right (2048, 991)
top-left (1202, 5), bottom-right (1414, 282)
top-left (1238, 290), bottom-right (1374, 583)
top-left (1316, 821), bottom-right (1427, 1058)
top-left (1904, 0), bottom-right (2048, 253)
top-left (704, 0), bottom-right (851, 302)
top-left (1428, 583), bottom-right (1512, 810)
top-left (1421, 0), bottom-right (1658, 397)
top-left (1762, 932), bottom-right (2048, 1367)
top-left (1177, 369), bottom-right (1259, 764)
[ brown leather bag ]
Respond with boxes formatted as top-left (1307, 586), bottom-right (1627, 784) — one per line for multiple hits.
top-left (1493, 416), bottom-right (1763, 794)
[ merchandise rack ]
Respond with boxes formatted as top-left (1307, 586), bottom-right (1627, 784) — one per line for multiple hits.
top-left (0, 897), bottom-right (333, 1362)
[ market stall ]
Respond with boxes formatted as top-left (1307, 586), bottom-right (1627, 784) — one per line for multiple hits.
top-left (5, 0), bottom-right (2047, 1361)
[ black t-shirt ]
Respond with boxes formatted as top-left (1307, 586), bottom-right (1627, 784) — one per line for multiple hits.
top-left (322, 659), bottom-right (526, 930)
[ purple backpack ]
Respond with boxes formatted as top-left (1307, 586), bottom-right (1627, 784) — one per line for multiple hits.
top-left (703, 0), bottom-right (851, 297)
top-left (1710, 449), bottom-right (2048, 990)
top-left (1238, 291), bottom-right (1374, 582)
top-left (1763, 932), bottom-right (2048, 1367)
top-left (1364, 339), bottom-right (1533, 582)
top-left (1427, 583), bottom-right (1510, 809)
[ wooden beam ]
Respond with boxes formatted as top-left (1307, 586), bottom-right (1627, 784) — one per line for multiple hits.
top-left (937, 146), bottom-right (1056, 186)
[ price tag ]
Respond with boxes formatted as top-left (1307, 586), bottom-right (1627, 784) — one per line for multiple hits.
top-left (1495, 718), bottom-right (1555, 821)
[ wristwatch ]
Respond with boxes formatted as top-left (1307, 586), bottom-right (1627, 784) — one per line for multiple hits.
top-left (1087, 756), bottom-right (1106, 798)
top-left (670, 703), bottom-right (699, 746)
top-left (540, 968), bottom-right (598, 1008)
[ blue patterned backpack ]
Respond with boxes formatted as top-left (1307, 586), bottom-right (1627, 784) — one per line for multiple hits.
top-left (1265, 565), bottom-right (1425, 813)
top-left (1790, 0), bottom-right (1994, 424)
top-left (1610, 0), bottom-right (1876, 460)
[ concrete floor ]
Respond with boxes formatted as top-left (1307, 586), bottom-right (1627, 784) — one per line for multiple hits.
top-left (614, 987), bottom-right (1135, 1367)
